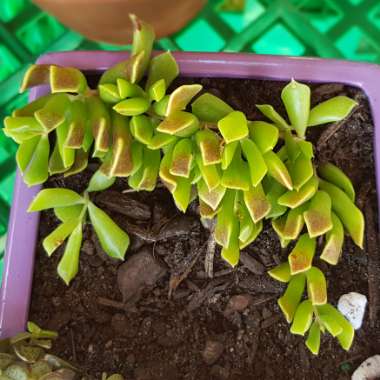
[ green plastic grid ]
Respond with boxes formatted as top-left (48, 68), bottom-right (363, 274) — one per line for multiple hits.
top-left (1, 0), bottom-right (380, 278)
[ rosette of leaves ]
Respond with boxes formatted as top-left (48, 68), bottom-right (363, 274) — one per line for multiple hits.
top-left (27, 171), bottom-right (128, 285)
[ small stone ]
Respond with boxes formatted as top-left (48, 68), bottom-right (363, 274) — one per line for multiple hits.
top-left (202, 340), bottom-right (224, 365)
top-left (224, 294), bottom-right (253, 317)
top-left (352, 355), bottom-right (380, 380)
top-left (337, 292), bottom-right (367, 330)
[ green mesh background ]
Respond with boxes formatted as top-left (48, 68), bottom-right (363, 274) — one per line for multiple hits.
top-left (1, 0), bottom-right (380, 273)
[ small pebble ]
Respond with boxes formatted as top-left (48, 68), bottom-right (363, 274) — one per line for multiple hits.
top-left (337, 292), bottom-right (367, 330)
top-left (352, 355), bottom-right (380, 380)
top-left (224, 294), bottom-right (253, 317)
top-left (202, 340), bottom-right (224, 365)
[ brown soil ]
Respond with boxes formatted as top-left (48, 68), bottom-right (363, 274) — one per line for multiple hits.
top-left (29, 77), bottom-right (380, 380)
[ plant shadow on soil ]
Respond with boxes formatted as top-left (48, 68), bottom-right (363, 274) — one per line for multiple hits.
top-left (29, 77), bottom-right (380, 380)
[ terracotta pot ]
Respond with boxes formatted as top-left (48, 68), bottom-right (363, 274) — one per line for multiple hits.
top-left (32, 0), bottom-right (206, 45)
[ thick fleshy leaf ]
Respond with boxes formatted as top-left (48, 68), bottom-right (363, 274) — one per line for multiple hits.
top-left (192, 93), bottom-right (233, 123)
top-left (308, 96), bottom-right (357, 127)
top-left (278, 176), bottom-right (318, 209)
top-left (278, 274), bottom-right (306, 323)
top-left (157, 111), bottom-right (199, 137)
top-left (152, 95), bottom-right (169, 117)
top-left (298, 140), bottom-right (314, 159)
top-left (87, 170), bottom-right (116, 193)
top-left (263, 177), bottom-right (287, 219)
top-left (199, 199), bottom-right (219, 219)
top-left (319, 179), bottom-right (364, 248)
top-left (100, 113), bottom-right (133, 177)
top-left (42, 218), bottom-right (80, 256)
top-left (3, 116), bottom-right (45, 143)
top-left (50, 65), bottom-right (87, 93)
top-left (29, 188), bottom-right (83, 212)
top-left (272, 205), bottom-right (306, 240)
top-left (288, 234), bottom-right (316, 275)
top-left (195, 129), bottom-right (222, 166)
top-left (86, 96), bottom-right (111, 156)
top-left (237, 198), bottom-right (255, 242)
top-left (256, 104), bottom-right (290, 131)
top-left (221, 141), bottom-right (238, 170)
top-left (63, 149), bottom-right (88, 177)
top-left (128, 148), bottom-right (160, 191)
top-left (98, 83), bottom-right (121, 104)
top-left (281, 80), bottom-right (310, 138)
top-left (54, 204), bottom-right (84, 222)
top-left (290, 300), bottom-right (313, 336)
top-left (20, 64), bottom-right (50, 92)
top-left (248, 121), bottom-right (279, 153)
top-left (23, 135), bottom-right (50, 187)
top-left (117, 78), bottom-right (145, 99)
top-left (88, 201), bottom-right (129, 260)
top-left (318, 314), bottom-right (343, 337)
top-left (218, 111), bottom-right (248, 143)
top-left (166, 84), bottom-right (202, 115)
top-left (64, 100), bottom-right (87, 149)
top-left (320, 212), bottom-right (344, 265)
top-left (130, 115), bottom-right (153, 145)
top-left (172, 177), bottom-right (192, 212)
top-left (148, 79), bottom-right (166, 102)
top-left (34, 93), bottom-right (70, 132)
top-left (240, 138), bottom-right (267, 187)
top-left (318, 162), bottom-right (355, 202)
top-left (306, 321), bottom-right (321, 355)
top-left (263, 151), bottom-right (293, 190)
top-left (306, 267), bottom-right (327, 305)
top-left (268, 262), bottom-right (291, 283)
top-left (56, 121), bottom-right (75, 168)
top-left (170, 138), bottom-right (193, 178)
top-left (16, 136), bottom-right (39, 173)
top-left (239, 220), bottom-right (262, 249)
top-left (196, 153), bottom-right (221, 191)
top-left (317, 304), bottom-right (354, 350)
top-left (288, 154), bottom-right (313, 191)
top-left (221, 220), bottom-right (240, 267)
top-left (113, 97), bottom-right (150, 116)
top-left (48, 140), bottom-right (66, 175)
top-left (148, 132), bottom-right (176, 150)
top-left (215, 189), bottom-right (237, 248)
top-left (303, 191), bottom-right (333, 238)
top-left (243, 183), bottom-right (271, 223)
top-left (146, 51), bottom-right (179, 89)
top-left (198, 179), bottom-right (226, 211)
top-left (284, 131), bottom-right (301, 162)
top-left (57, 222), bottom-right (83, 285)
top-left (159, 145), bottom-right (178, 191)
top-left (221, 148), bottom-right (250, 191)
top-left (13, 94), bottom-right (51, 117)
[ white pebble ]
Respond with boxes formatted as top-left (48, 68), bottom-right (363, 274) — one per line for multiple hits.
top-left (337, 292), bottom-right (367, 330)
top-left (352, 355), bottom-right (380, 380)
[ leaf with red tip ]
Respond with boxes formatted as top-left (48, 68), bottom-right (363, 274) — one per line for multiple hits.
top-left (215, 189), bottom-right (237, 248)
top-left (170, 138), bottom-right (193, 178)
top-left (195, 153), bottom-right (221, 191)
top-left (50, 65), bottom-right (87, 93)
top-left (306, 267), bottom-right (327, 305)
top-left (218, 111), bottom-right (248, 143)
top-left (272, 205), bottom-right (306, 240)
top-left (248, 121), bottom-right (279, 153)
top-left (166, 84), bottom-right (202, 115)
top-left (278, 274), bottom-right (306, 323)
top-left (64, 100), bottom-right (87, 149)
top-left (268, 262), bottom-right (291, 283)
top-left (263, 151), bottom-right (293, 190)
top-left (159, 145), bottom-right (178, 191)
top-left (157, 111), bottom-right (199, 137)
top-left (240, 138), bottom-right (267, 187)
top-left (192, 93), bottom-right (233, 123)
top-left (195, 129), bottom-right (222, 166)
top-left (199, 199), bottom-right (219, 219)
top-left (320, 212), bottom-right (344, 265)
top-left (243, 183), bottom-right (271, 223)
top-left (146, 51), bottom-right (179, 90)
top-left (20, 64), bottom-right (50, 92)
top-left (288, 234), bottom-right (316, 275)
top-left (278, 176), bottom-right (318, 209)
top-left (197, 179), bottom-right (226, 211)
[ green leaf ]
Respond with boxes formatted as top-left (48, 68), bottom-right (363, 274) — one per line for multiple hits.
top-left (221, 147), bottom-right (251, 191)
top-left (288, 233), bottom-right (316, 275)
top-left (157, 111), bottom-right (199, 137)
top-left (57, 222), bottom-right (82, 285)
top-left (13, 94), bottom-right (51, 117)
top-left (172, 177), bottom-right (192, 212)
top-left (20, 64), bottom-right (50, 92)
top-left (240, 138), bottom-right (267, 187)
top-left (48, 140), bottom-right (66, 175)
top-left (320, 212), bottom-right (344, 265)
top-left (218, 111), bottom-right (248, 143)
top-left (113, 97), bottom-right (150, 116)
top-left (64, 99), bottom-right (87, 149)
top-left (148, 79), bottom-right (166, 102)
top-left (23, 135), bottom-right (50, 187)
top-left (318, 314), bottom-right (343, 337)
top-left (43, 218), bottom-right (80, 256)
top-left (263, 177), bottom-right (287, 219)
top-left (290, 300), bottom-right (313, 335)
top-left (304, 191), bottom-right (333, 238)
top-left (63, 149), bottom-right (88, 177)
top-left (148, 132), bottom-right (176, 150)
top-left (196, 153), bottom-right (221, 191)
top-left (170, 138), bottom-right (193, 178)
top-left (221, 220), bottom-right (240, 267)
top-left (16, 136), bottom-right (39, 173)
top-left (192, 93), bottom-right (233, 123)
top-left (298, 140), bottom-right (314, 159)
top-left (237, 198), bottom-right (261, 248)
top-left (88, 201), bottom-right (129, 260)
top-left (152, 95), bottom-right (169, 117)
top-left (28, 188), bottom-right (84, 212)
top-left (166, 84), bottom-right (202, 115)
top-left (221, 141), bottom-right (238, 170)
top-left (284, 131), bottom-right (301, 162)
top-left (199, 199), bottom-right (219, 219)
top-left (159, 145), bottom-right (178, 192)
top-left (256, 104), bottom-right (290, 131)
top-left (130, 115), bottom-right (154, 145)
top-left (3, 116), bottom-right (45, 143)
top-left (318, 162), bottom-right (355, 202)
top-left (98, 83), bottom-right (121, 104)
top-left (248, 121), bottom-right (279, 153)
top-left (278, 176), bottom-right (318, 209)
top-left (50, 65), bottom-right (87, 93)
top-left (263, 151), bottom-right (293, 190)
top-left (117, 78), bottom-right (145, 99)
top-left (288, 154), bottom-right (313, 191)
top-left (87, 170), bottom-right (116, 193)
top-left (306, 321), bottom-right (321, 355)
top-left (195, 129), bottom-right (222, 166)
top-left (319, 179), bottom-right (364, 248)
top-left (215, 189), bottom-right (237, 248)
top-left (272, 205), bottom-right (306, 240)
top-left (243, 183), bottom-right (271, 223)
top-left (198, 179), bottom-right (226, 211)
top-left (281, 79), bottom-right (311, 138)
top-left (27, 321), bottom-right (57, 339)
top-left (308, 96), bottom-right (357, 127)
top-left (146, 51), bottom-right (179, 90)
top-left (56, 120), bottom-right (75, 168)
top-left (268, 262), bottom-right (291, 283)
top-left (54, 204), bottom-right (84, 222)
top-left (306, 267), bottom-right (327, 305)
top-left (278, 274), bottom-right (306, 323)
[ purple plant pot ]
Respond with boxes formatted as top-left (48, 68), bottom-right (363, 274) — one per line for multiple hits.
top-left (1, 51), bottom-right (380, 338)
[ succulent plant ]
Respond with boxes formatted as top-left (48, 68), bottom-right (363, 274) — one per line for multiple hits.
top-left (2, 14), bottom-right (365, 355)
